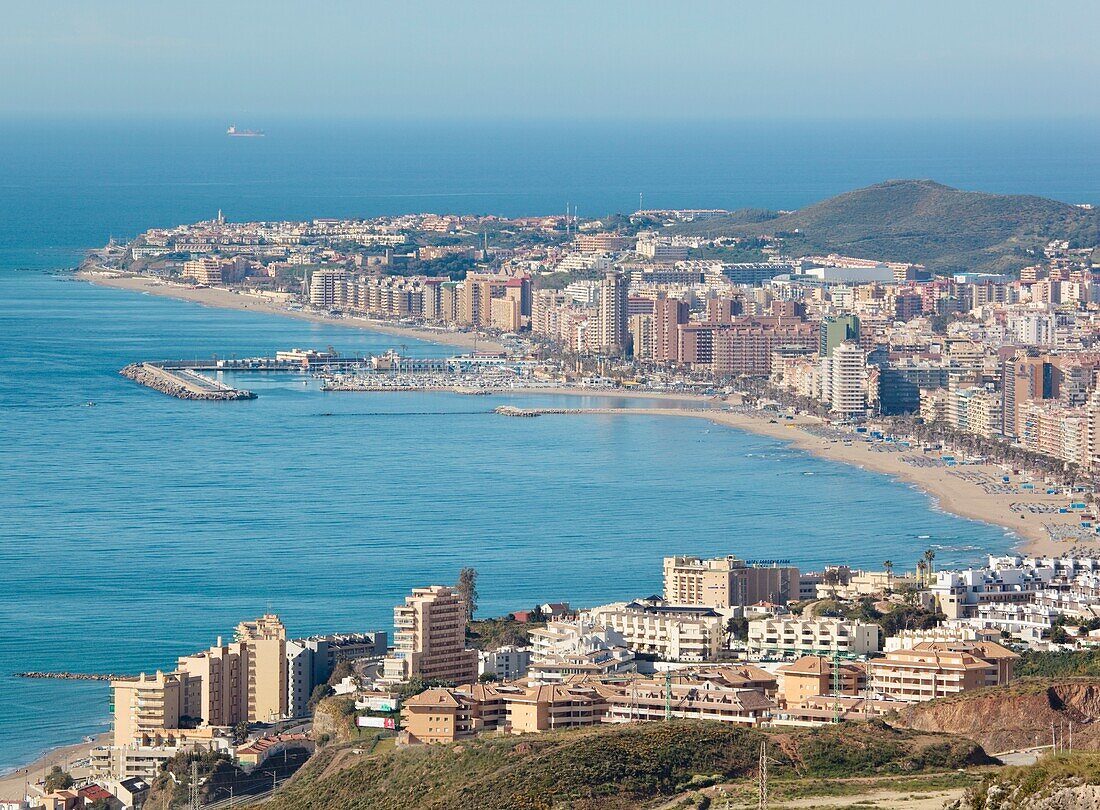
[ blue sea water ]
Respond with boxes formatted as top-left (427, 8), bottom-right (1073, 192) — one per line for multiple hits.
top-left (2, 117), bottom-right (1095, 772)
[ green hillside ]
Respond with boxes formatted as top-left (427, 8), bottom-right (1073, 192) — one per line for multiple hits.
top-left (256, 719), bottom-right (991, 810)
top-left (671, 180), bottom-right (1100, 275)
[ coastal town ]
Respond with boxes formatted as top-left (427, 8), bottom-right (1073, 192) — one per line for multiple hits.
top-left (11, 546), bottom-right (1100, 809)
top-left (2, 205), bottom-right (1091, 808)
top-left (85, 205), bottom-right (1100, 553)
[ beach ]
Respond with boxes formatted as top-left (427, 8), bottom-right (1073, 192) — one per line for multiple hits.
top-left (8, 267), bottom-right (1086, 782)
top-left (78, 269), bottom-right (1089, 558)
top-left (76, 270), bottom-right (503, 352)
top-left (0, 734), bottom-right (110, 799)
top-left (497, 402), bottom-right (1092, 559)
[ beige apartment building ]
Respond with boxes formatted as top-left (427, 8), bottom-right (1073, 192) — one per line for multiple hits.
top-left (777, 656), bottom-right (867, 709)
top-left (383, 585), bottom-right (478, 684)
top-left (664, 555), bottom-right (799, 608)
top-left (110, 671), bottom-right (186, 746)
top-left (747, 617), bottom-right (882, 658)
top-left (869, 646), bottom-right (999, 702)
top-left (111, 615), bottom-right (289, 748)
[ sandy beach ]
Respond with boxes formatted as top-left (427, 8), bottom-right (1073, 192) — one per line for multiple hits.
top-left (0, 733), bottom-right (110, 800)
top-left (74, 269), bottom-right (1094, 556)
top-left (76, 270), bottom-right (503, 352)
top-left (498, 403), bottom-right (1092, 559)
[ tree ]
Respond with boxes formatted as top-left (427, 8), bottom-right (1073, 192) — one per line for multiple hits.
top-left (307, 683), bottom-right (335, 714)
top-left (87, 799), bottom-right (111, 810)
top-left (478, 672), bottom-right (498, 683)
top-left (232, 720), bottom-right (250, 745)
top-left (725, 616), bottom-right (749, 645)
top-left (883, 560), bottom-right (893, 575)
top-left (44, 766), bottom-right (73, 792)
top-left (1050, 625), bottom-right (1071, 645)
top-left (456, 567), bottom-right (479, 621)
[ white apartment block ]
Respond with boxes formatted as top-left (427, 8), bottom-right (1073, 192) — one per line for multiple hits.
top-left (748, 617), bottom-right (881, 658)
top-left (582, 602), bottom-right (725, 662)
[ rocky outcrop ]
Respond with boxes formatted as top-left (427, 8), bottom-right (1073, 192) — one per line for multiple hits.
top-left (895, 680), bottom-right (1100, 754)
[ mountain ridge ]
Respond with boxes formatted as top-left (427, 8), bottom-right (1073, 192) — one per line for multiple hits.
top-left (670, 179), bottom-right (1100, 275)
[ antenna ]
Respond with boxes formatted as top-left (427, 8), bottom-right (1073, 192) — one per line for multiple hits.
top-left (757, 741), bottom-right (768, 810)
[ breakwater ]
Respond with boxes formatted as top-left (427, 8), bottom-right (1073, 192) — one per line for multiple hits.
top-left (17, 671), bottom-right (135, 681)
top-left (120, 363), bottom-right (256, 400)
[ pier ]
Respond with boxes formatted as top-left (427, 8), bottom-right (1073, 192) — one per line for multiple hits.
top-left (120, 363), bottom-right (257, 401)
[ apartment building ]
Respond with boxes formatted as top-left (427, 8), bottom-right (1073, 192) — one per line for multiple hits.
top-left (582, 601), bottom-right (724, 662)
top-left (182, 257), bottom-right (224, 285)
top-left (596, 677), bottom-right (774, 726)
top-left (679, 317), bottom-right (818, 376)
top-left (747, 617), bottom-right (882, 658)
top-left (286, 632), bottom-right (387, 718)
top-left (868, 641), bottom-right (1015, 702)
top-left (400, 688), bottom-right (477, 745)
top-left (778, 656), bottom-right (867, 709)
top-left (822, 341), bottom-right (867, 418)
top-left (596, 270), bottom-right (629, 356)
top-left (382, 585), bottom-right (478, 685)
top-left (477, 646), bottom-right (532, 682)
top-left (110, 671), bottom-right (186, 746)
top-left (931, 565), bottom-right (1054, 619)
top-left (111, 614), bottom-right (289, 750)
top-left (527, 621), bottom-right (635, 683)
top-left (308, 268), bottom-right (348, 309)
top-left (663, 555), bottom-right (799, 609)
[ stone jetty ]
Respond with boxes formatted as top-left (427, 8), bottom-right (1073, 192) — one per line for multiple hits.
top-left (17, 671), bottom-right (135, 681)
top-left (120, 363), bottom-right (257, 400)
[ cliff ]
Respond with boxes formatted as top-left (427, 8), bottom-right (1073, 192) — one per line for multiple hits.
top-left (895, 679), bottom-right (1100, 754)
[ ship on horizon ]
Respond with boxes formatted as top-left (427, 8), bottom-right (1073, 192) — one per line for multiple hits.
top-left (227, 125), bottom-right (264, 138)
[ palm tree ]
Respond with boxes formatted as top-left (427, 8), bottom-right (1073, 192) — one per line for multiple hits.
top-left (883, 560), bottom-right (893, 575)
top-left (916, 559), bottom-right (927, 587)
top-left (924, 548), bottom-right (936, 583)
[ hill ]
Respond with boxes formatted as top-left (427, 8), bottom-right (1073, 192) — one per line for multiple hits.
top-left (256, 719), bottom-right (991, 810)
top-left (670, 180), bottom-right (1100, 275)
top-left (962, 752), bottom-right (1100, 809)
top-left (893, 679), bottom-right (1100, 754)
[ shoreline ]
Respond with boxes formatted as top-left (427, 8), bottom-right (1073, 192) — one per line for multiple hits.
top-left (11, 270), bottom-right (1086, 781)
top-left (75, 269), bottom-right (504, 353)
top-left (0, 733), bottom-right (111, 799)
top-left (76, 266), bottom-right (1086, 556)
top-left (487, 401), bottom-right (1090, 559)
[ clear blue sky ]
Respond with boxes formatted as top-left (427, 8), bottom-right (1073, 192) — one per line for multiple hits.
top-left (3, 0), bottom-right (1099, 119)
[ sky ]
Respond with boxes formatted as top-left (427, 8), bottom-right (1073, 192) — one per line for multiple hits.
top-left (2, 1), bottom-right (1099, 120)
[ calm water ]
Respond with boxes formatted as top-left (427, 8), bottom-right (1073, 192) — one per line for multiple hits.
top-left (2, 117), bottom-right (1086, 771)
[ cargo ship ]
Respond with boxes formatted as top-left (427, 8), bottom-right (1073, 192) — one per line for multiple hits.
top-left (227, 125), bottom-right (264, 137)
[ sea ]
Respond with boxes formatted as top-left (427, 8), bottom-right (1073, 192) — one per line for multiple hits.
top-left (3, 116), bottom-right (1099, 773)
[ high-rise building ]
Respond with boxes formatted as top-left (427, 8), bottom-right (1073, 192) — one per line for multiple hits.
top-left (823, 341), bottom-right (868, 418)
top-left (111, 614), bottom-right (290, 745)
top-left (819, 314), bottom-right (860, 358)
top-left (652, 293), bottom-right (689, 362)
top-left (383, 586), bottom-right (477, 685)
top-left (596, 271), bottom-right (629, 356)
top-left (235, 614), bottom-right (288, 723)
top-left (309, 268), bottom-right (348, 310)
